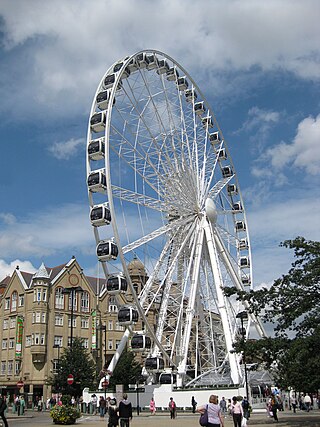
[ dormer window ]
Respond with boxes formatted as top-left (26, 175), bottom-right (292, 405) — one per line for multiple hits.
top-left (11, 291), bottom-right (18, 311)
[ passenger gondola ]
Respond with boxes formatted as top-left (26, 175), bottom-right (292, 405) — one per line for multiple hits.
top-left (156, 59), bottom-right (169, 75)
top-left (185, 88), bottom-right (197, 103)
top-left (159, 372), bottom-right (176, 384)
top-left (106, 274), bottom-right (128, 295)
top-left (90, 112), bottom-right (106, 133)
top-left (239, 256), bottom-right (250, 268)
top-left (87, 170), bottom-right (107, 193)
top-left (131, 334), bottom-right (152, 352)
top-left (235, 221), bottom-right (246, 232)
top-left (145, 357), bottom-right (165, 372)
top-left (90, 204), bottom-right (111, 226)
top-left (88, 138), bottom-right (105, 161)
top-left (176, 76), bottom-right (188, 90)
top-left (209, 131), bottom-right (222, 145)
top-left (222, 165), bottom-right (233, 178)
top-left (96, 90), bottom-right (115, 111)
top-left (166, 67), bottom-right (179, 81)
top-left (96, 239), bottom-right (118, 261)
top-left (202, 116), bottom-right (213, 129)
top-left (194, 101), bottom-right (206, 115)
top-left (118, 306), bottom-right (139, 325)
top-left (147, 54), bottom-right (158, 70)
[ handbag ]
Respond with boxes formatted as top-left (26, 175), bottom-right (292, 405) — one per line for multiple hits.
top-left (199, 404), bottom-right (209, 426)
top-left (241, 416), bottom-right (247, 427)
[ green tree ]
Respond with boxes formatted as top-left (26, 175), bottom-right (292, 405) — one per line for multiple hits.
top-left (108, 348), bottom-right (142, 390)
top-left (48, 337), bottom-right (96, 397)
top-left (226, 237), bottom-right (320, 391)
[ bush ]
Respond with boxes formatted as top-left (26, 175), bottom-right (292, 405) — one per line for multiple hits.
top-left (50, 404), bottom-right (80, 425)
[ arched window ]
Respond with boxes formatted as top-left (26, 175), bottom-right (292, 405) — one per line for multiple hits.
top-left (55, 288), bottom-right (64, 309)
top-left (80, 291), bottom-right (90, 313)
top-left (11, 291), bottom-right (18, 311)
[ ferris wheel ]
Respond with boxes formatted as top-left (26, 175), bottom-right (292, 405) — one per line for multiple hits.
top-left (86, 49), bottom-right (266, 387)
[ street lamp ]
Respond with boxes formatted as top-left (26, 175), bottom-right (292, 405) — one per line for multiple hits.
top-left (97, 323), bottom-right (107, 400)
top-left (62, 286), bottom-right (83, 348)
top-left (236, 310), bottom-right (250, 402)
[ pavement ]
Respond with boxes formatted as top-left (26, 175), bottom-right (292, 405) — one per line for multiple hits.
top-left (5, 409), bottom-right (320, 427)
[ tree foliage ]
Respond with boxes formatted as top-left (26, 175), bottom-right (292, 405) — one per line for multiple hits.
top-left (48, 337), bottom-right (96, 397)
top-left (226, 237), bottom-right (320, 392)
top-left (108, 348), bottom-right (142, 390)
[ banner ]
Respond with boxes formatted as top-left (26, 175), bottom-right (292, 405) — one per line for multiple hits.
top-left (15, 316), bottom-right (24, 357)
top-left (91, 310), bottom-right (97, 350)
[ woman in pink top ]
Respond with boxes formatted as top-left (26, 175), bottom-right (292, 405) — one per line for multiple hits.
top-left (231, 396), bottom-right (243, 427)
top-left (197, 394), bottom-right (224, 427)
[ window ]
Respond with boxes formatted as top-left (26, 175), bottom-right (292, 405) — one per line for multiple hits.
top-left (42, 312), bottom-right (46, 323)
top-left (55, 314), bottom-right (63, 326)
top-left (36, 312), bottom-right (41, 323)
top-left (108, 320), bottom-right (113, 330)
top-left (2, 340), bottom-right (7, 350)
top-left (26, 336), bottom-right (31, 347)
top-left (42, 289), bottom-right (47, 301)
top-left (81, 317), bottom-right (89, 329)
top-left (18, 294), bottom-right (24, 307)
top-left (68, 293), bottom-right (78, 311)
top-left (54, 336), bottom-right (63, 347)
top-left (5, 298), bottom-right (10, 310)
top-left (11, 291), bottom-right (18, 311)
top-left (3, 319), bottom-right (8, 330)
top-left (68, 316), bottom-right (76, 328)
top-left (1, 362), bottom-right (6, 375)
top-left (34, 333), bottom-right (40, 345)
top-left (82, 339), bottom-right (89, 349)
top-left (108, 339), bottom-right (113, 350)
top-left (116, 340), bottom-right (120, 349)
top-left (10, 317), bottom-right (16, 328)
top-left (55, 288), bottom-right (64, 309)
top-left (40, 334), bottom-right (45, 345)
top-left (9, 338), bottom-right (14, 349)
top-left (7, 360), bottom-right (13, 375)
top-left (116, 323), bottom-right (124, 331)
top-left (37, 289), bottom-right (42, 302)
top-left (15, 360), bottom-right (21, 375)
top-left (109, 304), bottom-right (118, 312)
top-left (53, 359), bottom-right (59, 373)
top-left (80, 291), bottom-right (89, 313)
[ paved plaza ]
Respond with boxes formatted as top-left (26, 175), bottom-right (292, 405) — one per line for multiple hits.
top-left (6, 410), bottom-right (320, 427)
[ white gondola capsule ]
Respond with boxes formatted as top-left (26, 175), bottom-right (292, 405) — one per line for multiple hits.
top-left (145, 357), bottom-right (165, 372)
top-left (90, 112), bottom-right (106, 133)
top-left (96, 90), bottom-right (115, 111)
top-left (166, 67), bottom-right (179, 81)
top-left (241, 275), bottom-right (251, 286)
top-left (96, 239), bottom-right (118, 261)
top-left (202, 116), bottom-right (214, 129)
top-left (106, 274), bottom-right (128, 295)
top-left (88, 138), bottom-right (105, 161)
top-left (238, 238), bottom-right (249, 250)
top-left (90, 204), bottom-right (111, 226)
top-left (176, 76), bottom-right (188, 91)
top-left (156, 59), bottom-right (169, 75)
top-left (232, 202), bottom-right (242, 212)
top-left (127, 57), bottom-right (138, 72)
top-left (235, 220), bottom-right (246, 232)
top-left (185, 88), bottom-right (197, 103)
top-left (87, 170), bottom-right (107, 193)
top-left (104, 73), bottom-right (116, 89)
top-left (136, 52), bottom-right (150, 68)
top-left (217, 148), bottom-right (227, 161)
top-left (209, 131), bottom-right (222, 145)
top-left (113, 62), bottom-right (131, 79)
top-left (118, 306), bottom-right (139, 325)
top-left (222, 165), bottom-right (233, 178)
top-left (131, 334), bottom-right (152, 352)
top-left (159, 372), bottom-right (176, 384)
top-left (194, 101), bottom-right (206, 115)
top-left (147, 54), bottom-right (158, 70)
top-left (239, 256), bottom-right (250, 268)
top-left (227, 184), bottom-right (238, 195)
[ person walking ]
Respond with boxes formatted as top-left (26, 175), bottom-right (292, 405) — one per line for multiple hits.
top-left (304, 393), bottom-right (311, 412)
top-left (149, 397), bottom-right (156, 415)
top-left (241, 396), bottom-right (250, 420)
top-left (191, 396), bottom-right (197, 413)
top-left (231, 396), bottom-right (243, 427)
top-left (119, 393), bottom-right (132, 427)
top-left (168, 397), bottom-right (177, 419)
top-left (197, 394), bottom-right (224, 427)
top-left (99, 396), bottom-right (106, 419)
top-left (108, 398), bottom-right (119, 427)
top-left (219, 397), bottom-right (227, 417)
top-left (19, 395), bottom-right (25, 415)
top-left (91, 394), bottom-right (98, 415)
top-left (271, 395), bottom-right (279, 422)
top-left (291, 395), bottom-right (297, 413)
top-left (0, 394), bottom-right (8, 427)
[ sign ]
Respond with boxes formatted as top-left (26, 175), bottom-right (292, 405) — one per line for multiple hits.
top-left (67, 374), bottom-right (74, 385)
top-left (102, 379), bottom-right (109, 388)
top-left (17, 380), bottom-right (24, 388)
top-left (91, 310), bottom-right (97, 350)
top-left (15, 317), bottom-right (24, 357)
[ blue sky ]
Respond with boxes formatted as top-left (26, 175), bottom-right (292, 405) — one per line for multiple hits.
top-left (0, 0), bottom-right (319, 287)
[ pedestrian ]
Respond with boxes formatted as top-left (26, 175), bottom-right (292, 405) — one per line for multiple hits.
top-left (168, 397), bottom-right (177, 419)
top-left (108, 398), bottom-right (119, 427)
top-left (0, 394), bottom-right (8, 427)
top-left (197, 394), bottom-right (224, 427)
top-left (219, 397), bottom-right (227, 417)
top-left (241, 396), bottom-right (250, 420)
top-left (91, 394), bottom-right (98, 415)
top-left (99, 395), bottom-right (106, 418)
top-left (271, 395), bottom-right (279, 422)
top-left (119, 393), bottom-right (132, 427)
top-left (19, 395), bottom-right (25, 415)
top-left (231, 396), bottom-right (243, 427)
top-left (304, 393), bottom-right (311, 412)
top-left (150, 397), bottom-right (156, 415)
top-left (291, 395), bottom-right (297, 413)
top-left (227, 399), bottom-right (232, 415)
top-left (15, 395), bottom-right (21, 415)
top-left (191, 396), bottom-right (197, 413)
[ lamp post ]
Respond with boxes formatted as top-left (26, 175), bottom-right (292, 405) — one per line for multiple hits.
top-left (236, 310), bottom-right (250, 402)
top-left (63, 286), bottom-right (83, 348)
top-left (98, 324), bottom-right (107, 401)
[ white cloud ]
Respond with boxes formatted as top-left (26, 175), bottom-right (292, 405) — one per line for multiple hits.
top-left (0, 259), bottom-right (37, 282)
top-left (48, 137), bottom-right (85, 160)
top-left (266, 114), bottom-right (320, 175)
top-left (0, 0), bottom-right (319, 117)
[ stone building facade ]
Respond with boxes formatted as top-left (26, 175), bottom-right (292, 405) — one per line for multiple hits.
top-left (0, 256), bottom-right (148, 404)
